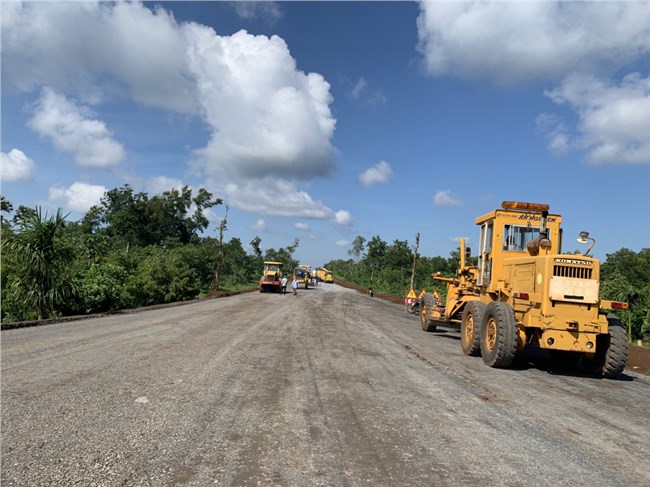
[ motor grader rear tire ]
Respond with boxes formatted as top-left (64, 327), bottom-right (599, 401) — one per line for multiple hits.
top-left (583, 314), bottom-right (629, 378)
top-left (420, 293), bottom-right (437, 332)
top-left (461, 301), bottom-right (485, 356)
top-left (480, 301), bottom-right (517, 368)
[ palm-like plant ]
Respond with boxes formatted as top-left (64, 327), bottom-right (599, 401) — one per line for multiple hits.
top-left (5, 208), bottom-right (77, 320)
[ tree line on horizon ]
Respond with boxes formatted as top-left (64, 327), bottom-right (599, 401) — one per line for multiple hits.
top-left (0, 187), bottom-right (300, 323)
top-left (1, 187), bottom-right (648, 341)
top-left (323, 236), bottom-right (650, 342)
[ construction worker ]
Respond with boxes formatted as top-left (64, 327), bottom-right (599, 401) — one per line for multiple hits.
top-left (281, 276), bottom-right (288, 295)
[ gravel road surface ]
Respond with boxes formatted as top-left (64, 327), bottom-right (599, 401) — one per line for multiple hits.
top-left (2, 284), bottom-right (650, 486)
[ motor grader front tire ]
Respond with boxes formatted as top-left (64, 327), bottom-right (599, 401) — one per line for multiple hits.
top-left (420, 293), bottom-right (437, 332)
top-left (480, 301), bottom-right (517, 368)
top-left (583, 314), bottom-right (629, 378)
top-left (461, 301), bottom-right (485, 356)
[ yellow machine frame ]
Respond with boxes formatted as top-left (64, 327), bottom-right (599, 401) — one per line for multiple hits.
top-left (259, 261), bottom-right (283, 293)
top-left (294, 264), bottom-right (312, 289)
top-left (420, 201), bottom-right (629, 377)
top-left (315, 267), bottom-right (334, 283)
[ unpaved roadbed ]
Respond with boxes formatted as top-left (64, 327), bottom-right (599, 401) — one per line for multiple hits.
top-left (3, 284), bottom-right (649, 486)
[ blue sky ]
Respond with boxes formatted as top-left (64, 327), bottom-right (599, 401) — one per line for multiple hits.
top-left (2, 1), bottom-right (650, 267)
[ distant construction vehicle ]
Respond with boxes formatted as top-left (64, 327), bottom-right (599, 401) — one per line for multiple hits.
top-left (259, 261), bottom-right (283, 293)
top-left (324, 270), bottom-right (334, 283)
top-left (294, 265), bottom-right (312, 289)
top-left (315, 267), bottom-right (334, 283)
top-left (419, 201), bottom-right (629, 378)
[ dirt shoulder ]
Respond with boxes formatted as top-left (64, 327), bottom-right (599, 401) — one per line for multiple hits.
top-left (1, 287), bottom-right (258, 331)
top-left (334, 279), bottom-right (650, 376)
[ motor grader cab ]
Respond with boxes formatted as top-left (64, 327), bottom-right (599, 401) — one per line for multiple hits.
top-left (420, 201), bottom-right (629, 378)
top-left (259, 261), bottom-right (283, 293)
top-left (294, 265), bottom-right (312, 289)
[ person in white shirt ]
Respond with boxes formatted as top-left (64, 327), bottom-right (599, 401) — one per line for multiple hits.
top-left (281, 276), bottom-right (288, 295)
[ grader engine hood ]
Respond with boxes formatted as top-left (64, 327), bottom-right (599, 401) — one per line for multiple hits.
top-left (548, 257), bottom-right (599, 304)
top-left (502, 254), bottom-right (602, 307)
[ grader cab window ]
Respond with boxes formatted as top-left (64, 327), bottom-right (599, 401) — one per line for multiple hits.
top-left (502, 225), bottom-right (546, 252)
top-left (478, 221), bottom-right (493, 286)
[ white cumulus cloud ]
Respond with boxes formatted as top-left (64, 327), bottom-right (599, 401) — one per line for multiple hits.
top-left (350, 78), bottom-right (368, 100)
top-left (188, 28), bottom-right (336, 181)
top-left (417, 1), bottom-right (650, 85)
top-left (28, 88), bottom-right (125, 168)
top-left (48, 181), bottom-right (106, 213)
top-left (251, 219), bottom-right (269, 232)
top-left (434, 190), bottom-right (463, 207)
top-left (231, 1), bottom-right (283, 23)
top-left (543, 73), bottom-right (650, 164)
top-left (358, 161), bottom-right (393, 187)
top-left (147, 176), bottom-right (186, 195)
top-left (220, 178), bottom-right (351, 225)
top-left (2, 1), bottom-right (195, 111)
top-left (335, 240), bottom-right (350, 247)
top-left (535, 113), bottom-right (571, 156)
top-left (0, 148), bottom-right (35, 182)
top-left (4, 1), bottom-right (339, 221)
top-left (294, 222), bottom-right (310, 231)
top-left (348, 77), bottom-right (386, 106)
top-left (333, 210), bottom-right (352, 226)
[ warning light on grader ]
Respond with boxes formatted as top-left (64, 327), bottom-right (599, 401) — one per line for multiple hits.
top-left (501, 201), bottom-right (550, 212)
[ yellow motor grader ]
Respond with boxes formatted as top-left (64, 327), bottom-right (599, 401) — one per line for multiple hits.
top-left (420, 201), bottom-right (629, 377)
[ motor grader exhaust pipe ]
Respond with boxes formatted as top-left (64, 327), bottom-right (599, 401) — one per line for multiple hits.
top-left (460, 237), bottom-right (466, 269)
top-left (459, 238), bottom-right (472, 270)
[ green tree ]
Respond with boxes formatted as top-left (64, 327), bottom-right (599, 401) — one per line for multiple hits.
top-left (123, 246), bottom-right (201, 307)
top-left (3, 208), bottom-right (77, 320)
top-left (214, 205), bottom-right (229, 290)
top-left (385, 239), bottom-right (412, 270)
top-left (601, 248), bottom-right (650, 285)
top-left (12, 205), bottom-right (38, 226)
top-left (78, 262), bottom-right (129, 313)
top-left (1, 195), bottom-right (13, 225)
top-left (348, 235), bottom-right (366, 260)
top-left (600, 248), bottom-right (650, 340)
top-left (365, 235), bottom-right (387, 282)
top-left (249, 236), bottom-right (263, 257)
top-left (264, 238), bottom-right (301, 275)
top-left (86, 185), bottom-right (222, 247)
